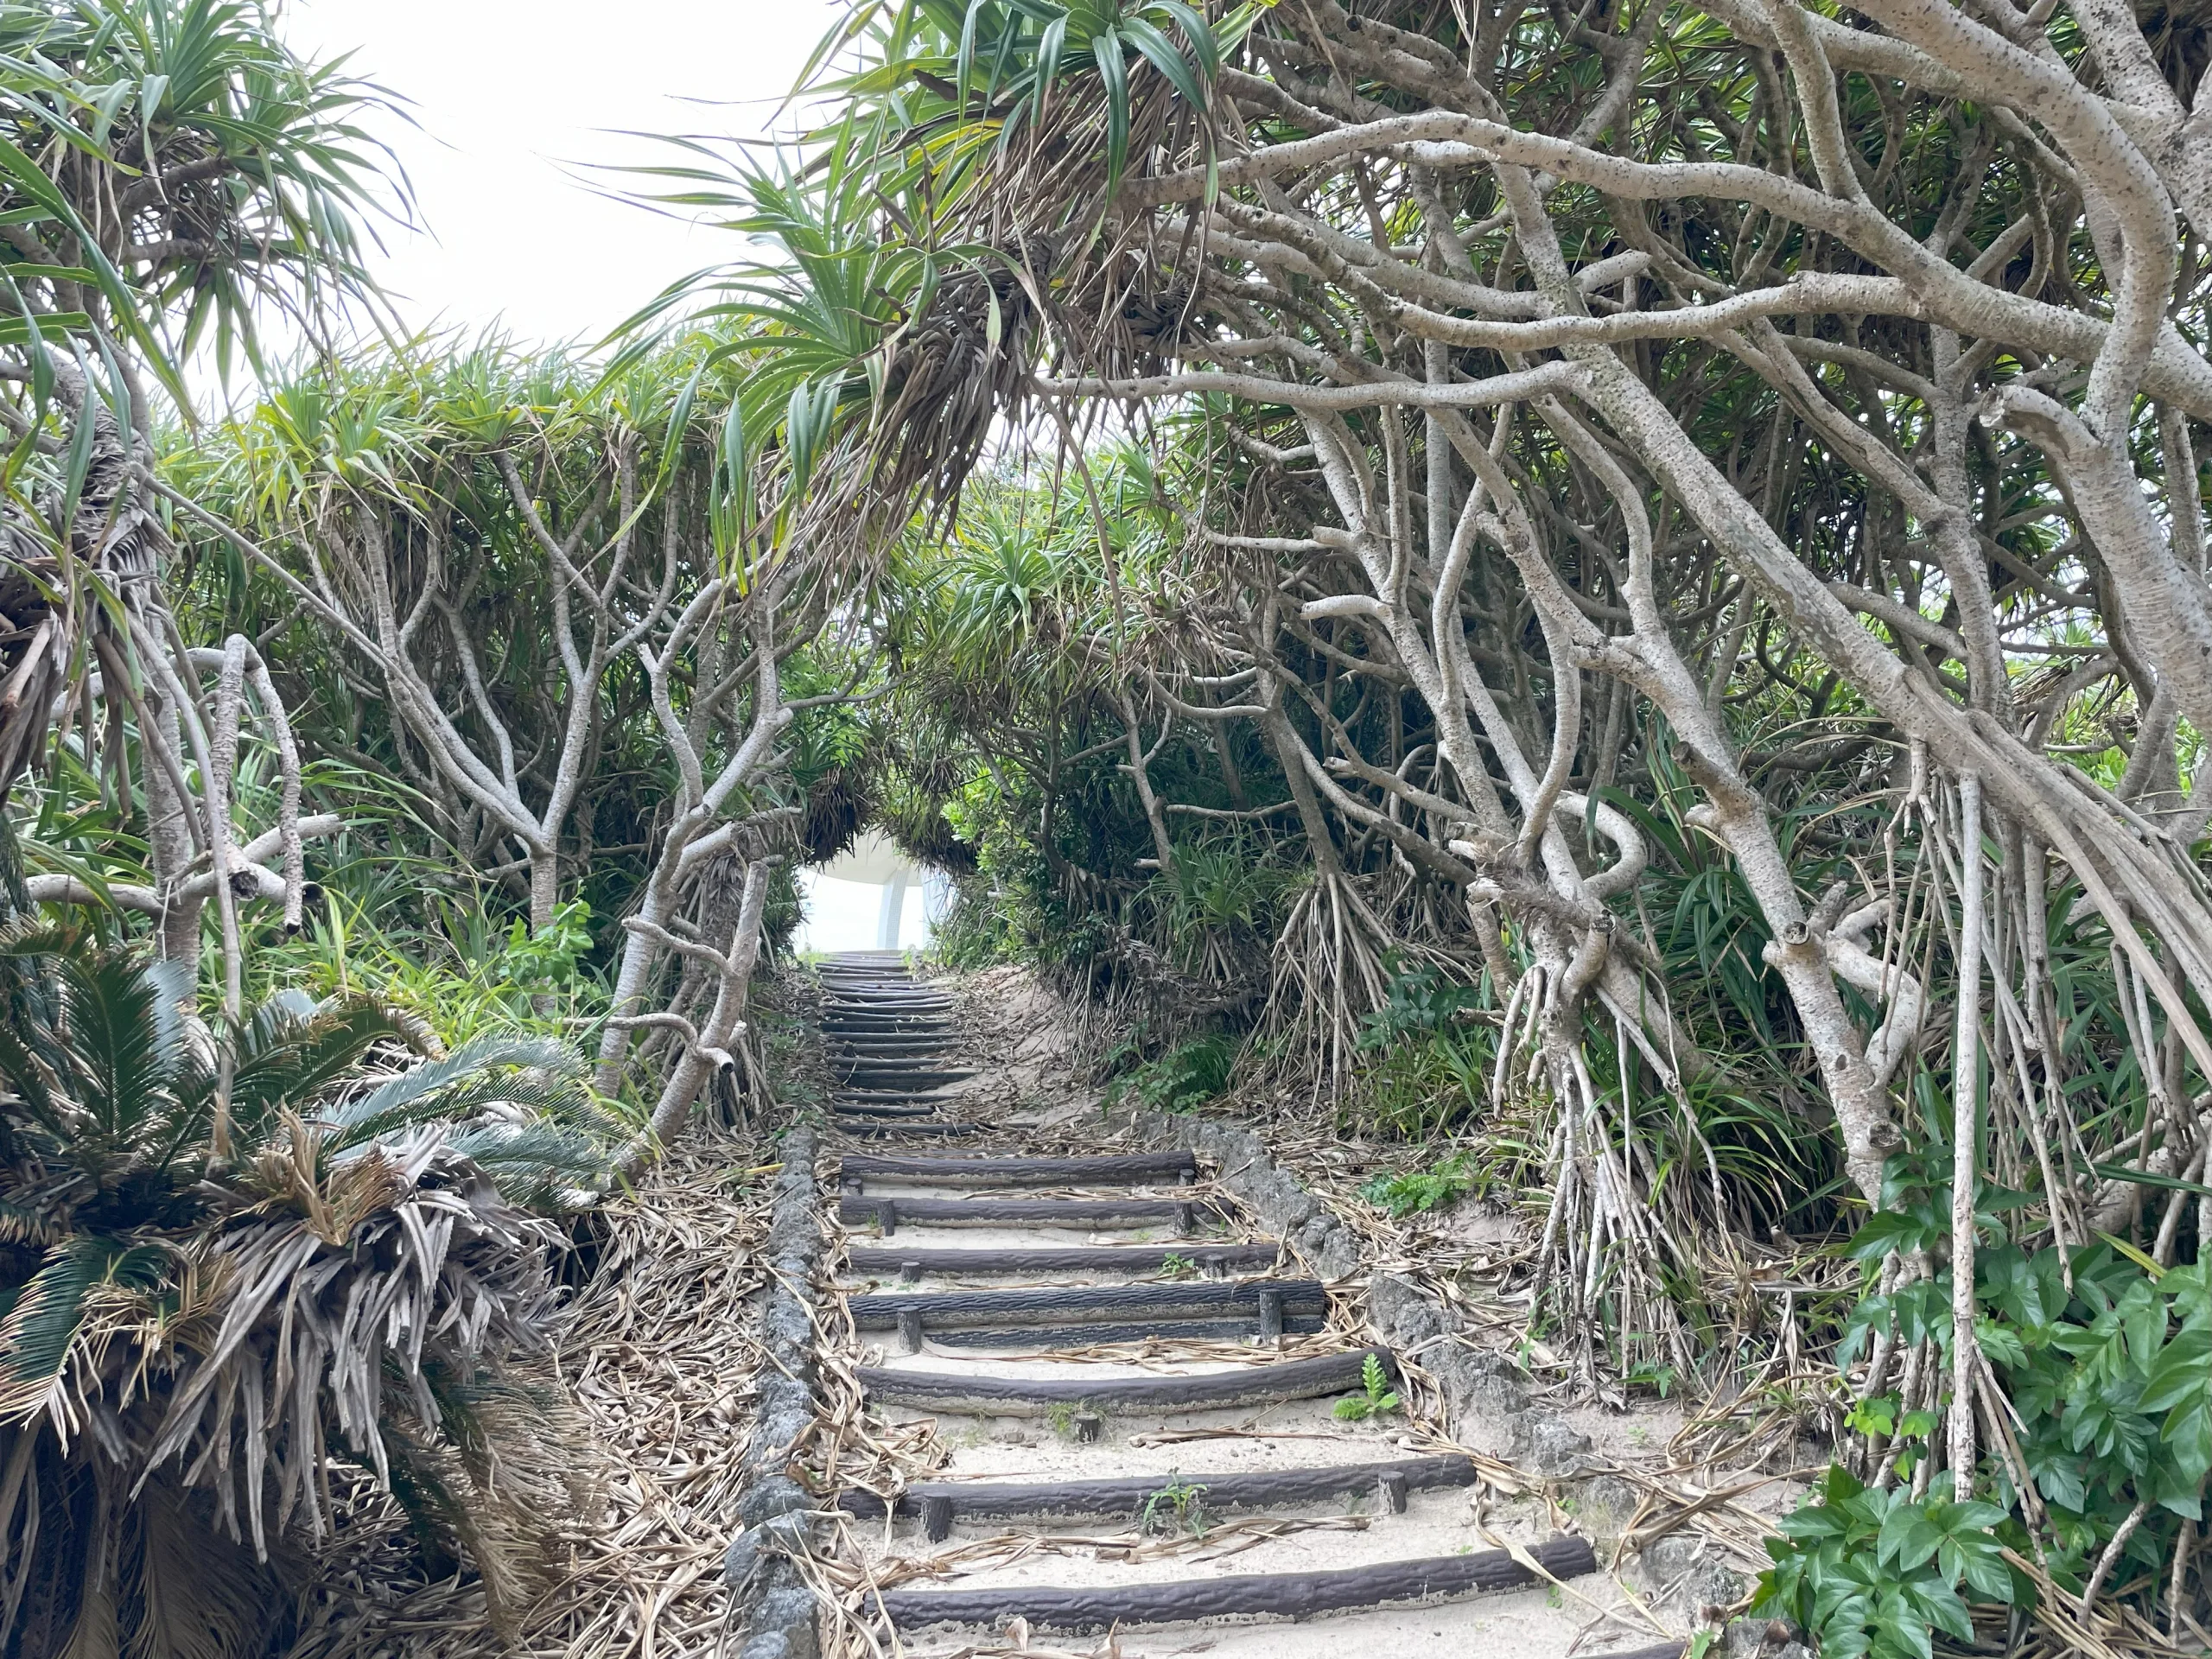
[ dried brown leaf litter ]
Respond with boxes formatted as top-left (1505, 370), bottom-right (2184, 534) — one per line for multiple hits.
top-left (285, 1128), bottom-right (778, 1659)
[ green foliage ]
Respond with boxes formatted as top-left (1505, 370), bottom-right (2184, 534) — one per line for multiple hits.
top-left (1105, 1032), bottom-right (1235, 1112)
top-left (1982, 1246), bottom-right (2212, 1576)
top-left (1623, 1361), bottom-right (1682, 1400)
top-left (0, 0), bottom-right (398, 392)
top-left (1755, 1468), bottom-right (2030, 1659)
top-left (0, 925), bottom-right (613, 1657)
top-left (1357, 958), bottom-right (1488, 1049)
top-left (840, 0), bottom-right (1230, 200)
top-left (497, 899), bottom-right (596, 995)
top-left (1776, 1161), bottom-right (2212, 1637)
top-left (1360, 1149), bottom-right (1486, 1217)
top-left (1332, 1351), bottom-right (1401, 1421)
top-left (250, 887), bottom-right (609, 1052)
top-left (1344, 958), bottom-right (1500, 1143)
top-left (1139, 1472), bottom-right (1210, 1537)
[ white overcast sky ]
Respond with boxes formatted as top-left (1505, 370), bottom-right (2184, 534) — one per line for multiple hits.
top-left (279, 0), bottom-right (835, 347)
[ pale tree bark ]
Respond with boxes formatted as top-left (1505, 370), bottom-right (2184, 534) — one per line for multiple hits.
top-left (594, 587), bottom-right (797, 1116)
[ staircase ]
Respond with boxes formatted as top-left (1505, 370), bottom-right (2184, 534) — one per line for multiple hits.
top-left (810, 951), bottom-right (1683, 1655)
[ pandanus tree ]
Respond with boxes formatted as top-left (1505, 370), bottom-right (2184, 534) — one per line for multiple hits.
top-left (169, 136), bottom-right (1011, 1148)
top-left (784, 0), bottom-right (2212, 1613)
top-left (557, 128), bottom-right (1077, 1147)
top-left (0, 0), bottom-right (397, 1014)
top-left (164, 337), bottom-right (822, 1154)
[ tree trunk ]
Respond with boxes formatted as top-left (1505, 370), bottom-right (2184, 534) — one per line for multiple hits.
top-left (620, 858), bottom-right (772, 1178)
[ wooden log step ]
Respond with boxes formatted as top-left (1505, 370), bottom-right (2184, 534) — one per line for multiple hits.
top-left (848, 1279), bottom-right (1325, 1329)
top-left (857, 1345), bottom-right (1392, 1415)
top-left (838, 1197), bottom-right (1222, 1230)
top-left (869, 1533), bottom-right (1594, 1630)
top-left (828, 1038), bottom-right (955, 1054)
top-left (914, 1313), bottom-right (1328, 1349)
top-left (833, 1122), bottom-right (986, 1138)
top-left (837, 1452), bottom-right (1478, 1523)
top-left (837, 1152), bottom-right (1196, 1186)
top-left (833, 1100), bottom-right (949, 1118)
top-left (834, 1066), bottom-right (974, 1085)
top-left (825, 997), bottom-right (950, 1013)
top-left (845, 1243), bottom-right (1281, 1274)
top-left (835, 1077), bottom-right (972, 1093)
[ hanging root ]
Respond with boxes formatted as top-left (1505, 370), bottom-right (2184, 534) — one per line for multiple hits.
top-left (1260, 868), bottom-right (1408, 1096)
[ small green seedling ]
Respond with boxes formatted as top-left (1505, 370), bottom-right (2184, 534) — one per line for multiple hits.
top-left (1333, 1352), bottom-right (1402, 1421)
top-left (1046, 1402), bottom-right (1077, 1438)
top-left (1624, 1360), bottom-right (1681, 1399)
top-left (1140, 1474), bottom-right (1211, 1537)
top-left (1158, 1253), bottom-right (1198, 1281)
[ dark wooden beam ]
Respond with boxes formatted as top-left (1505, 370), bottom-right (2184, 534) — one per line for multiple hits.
top-left (844, 1243), bottom-right (1281, 1274)
top-left (858, 1345), bottom-right (1391, 1414)
top-left (910, 1313), bottom-right (1327, 1348)
top-left (847, 1279), bottom-right (1325, 1328)
top-left (836, 1152), bottom-right (1196, 1186)
top-left (837, 1196), bottom-right (1220, 1229)
top-left (832, 1121), bottom-right (986, 1138)
top-left (868, 1535), bottom-right (1597, 1630)
top-left (836, 1452), bottom-right (1478, 1522)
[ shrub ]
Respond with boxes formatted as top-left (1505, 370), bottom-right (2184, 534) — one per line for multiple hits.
top-left (0, 927), bottom-right (613, 1655)
top-left (1107, 1033), bottom-right (1237, 1112)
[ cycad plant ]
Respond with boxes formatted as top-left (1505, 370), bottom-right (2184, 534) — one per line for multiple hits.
top-left (0, 925), bottom-right (613, 1658)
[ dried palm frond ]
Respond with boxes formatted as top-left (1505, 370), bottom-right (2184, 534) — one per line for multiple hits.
top-left (283, 1124), bottom-right (780, 1659)
top-left (0, 931), bottom-right (613, 1659)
